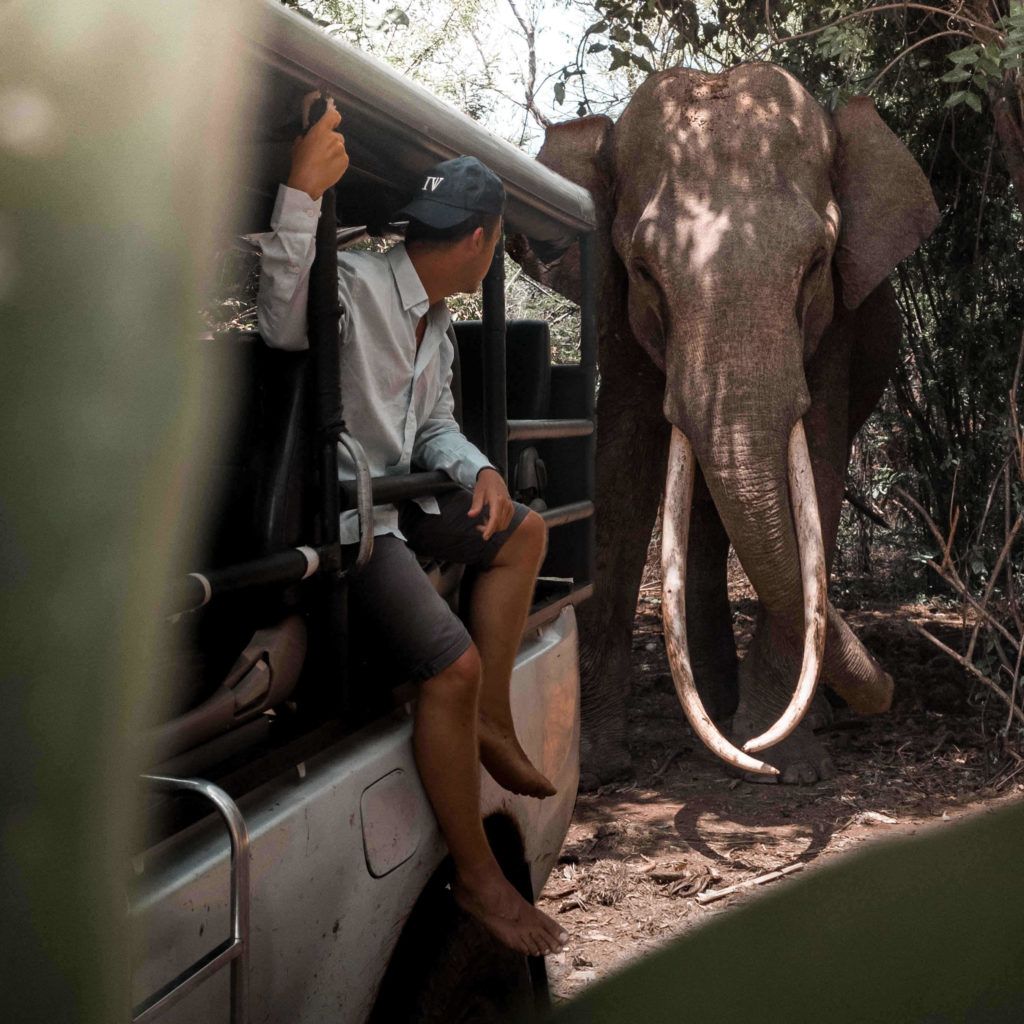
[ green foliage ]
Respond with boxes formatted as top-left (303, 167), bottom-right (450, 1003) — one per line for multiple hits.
top-left (938, 3), bottom-right (1024, 113)
top-left (555, 1), bottom-right (786, 113)
top-left (279, 0), bottom-right (497, 119)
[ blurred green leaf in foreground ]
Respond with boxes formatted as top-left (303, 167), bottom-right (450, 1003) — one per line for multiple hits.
top-left (0, 2), bottom-right (248, 1020)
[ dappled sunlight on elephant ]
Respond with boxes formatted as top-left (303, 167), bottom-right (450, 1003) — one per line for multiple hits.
top-left (510, 63), bottom-right (939, 787)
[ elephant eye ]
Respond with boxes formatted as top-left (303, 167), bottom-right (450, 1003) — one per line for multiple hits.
top-left (632, 260), bottom-right (656, 285)
top-left (805, 249), bottom-right (828, 279)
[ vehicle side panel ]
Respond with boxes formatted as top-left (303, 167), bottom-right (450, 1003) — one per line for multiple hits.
top-left (130, 608), bottom-right (579, 1023)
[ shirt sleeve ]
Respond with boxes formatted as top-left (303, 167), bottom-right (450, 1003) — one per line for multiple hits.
top-left (247, 185), bottom-right (322, 351)
top-left (412, 365), bottom-right (496, 490)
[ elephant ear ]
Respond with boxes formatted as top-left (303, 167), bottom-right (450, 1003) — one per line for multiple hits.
top-left (831, 97), bottom-right (940, 310)
top-left (509, 114), bottom-right (617, 306)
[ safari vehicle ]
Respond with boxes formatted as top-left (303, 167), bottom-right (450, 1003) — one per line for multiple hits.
top-left (128, 3), bottom-right (597, 1022)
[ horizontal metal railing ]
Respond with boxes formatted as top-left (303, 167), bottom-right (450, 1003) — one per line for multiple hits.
top-left (169, 546), bottom-right (325, 616)
top-left (540, 500), bottom-right (594, 529)
top-left (507, 418), bottom-right (594, 442)
top-left (341, 475), bottom-right (594, 531)
top-left (339, 471), bottom-right (459, 507)
top-left (170, 472), bottom-right (596, 616)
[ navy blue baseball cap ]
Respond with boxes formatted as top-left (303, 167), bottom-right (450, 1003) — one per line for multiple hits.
top-left (397, 155), bottom-right (506, 228)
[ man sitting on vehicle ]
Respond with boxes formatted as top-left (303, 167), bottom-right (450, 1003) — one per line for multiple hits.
top-left (254, 98), bottom-right (568, 957)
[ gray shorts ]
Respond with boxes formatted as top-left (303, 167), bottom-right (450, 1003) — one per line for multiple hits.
top-left (347, 488), bottom-right (530, 684)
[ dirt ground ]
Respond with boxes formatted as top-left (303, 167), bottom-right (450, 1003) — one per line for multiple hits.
top-left (541, 568), bottom-right (1024, 1002)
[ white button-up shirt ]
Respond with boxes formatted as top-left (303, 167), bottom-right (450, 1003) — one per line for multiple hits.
top-left (251, 185), bottom-right (494, 544)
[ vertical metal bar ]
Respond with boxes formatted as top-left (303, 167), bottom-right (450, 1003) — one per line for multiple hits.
top-left (136, 775), bottom-right (251, 1024)
top-left (309, 183), bottom-right (343, 564)
top-left (579, 231), bottom-right (598, 587)
top-left (481, 234), bottom-right (508, 479)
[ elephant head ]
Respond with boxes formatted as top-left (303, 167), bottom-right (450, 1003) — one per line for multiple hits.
top-left (518, 65), bottom-right (939, 776)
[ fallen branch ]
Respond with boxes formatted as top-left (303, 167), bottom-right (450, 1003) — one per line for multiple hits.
top-left (695, 863), bottom-right (804, 906)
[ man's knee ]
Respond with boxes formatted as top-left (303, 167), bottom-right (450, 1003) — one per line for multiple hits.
top-left (521, 509), bottom-right (548, 555)
top-left (429, 643), bottom-right (481, 702)
top-left (498, 508), bottom-right (547, 567)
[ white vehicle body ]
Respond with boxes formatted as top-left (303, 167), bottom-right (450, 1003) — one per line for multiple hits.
top-left (131, 610), bottom-right (579, 1023)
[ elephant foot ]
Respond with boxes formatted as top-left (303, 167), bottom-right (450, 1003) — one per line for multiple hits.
top-left (579, 733), bottom-right (631, 792)
top-left (732, 710), bottom-right (836, 786)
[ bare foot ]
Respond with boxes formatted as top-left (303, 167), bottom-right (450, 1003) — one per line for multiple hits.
top-left (453, 869), bottom-right (568, 957)
top-left (478, 714), bottom-right (556, 798)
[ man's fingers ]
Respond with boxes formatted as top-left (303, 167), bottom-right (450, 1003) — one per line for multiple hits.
top-left (307, 95), bottom-right (341, 135)
top-left (481, 505), bottom-right (497, 541)
top-left (314, 105), bottom-right (343, 134)
top-left (468, 492), bottom-right (484, 518)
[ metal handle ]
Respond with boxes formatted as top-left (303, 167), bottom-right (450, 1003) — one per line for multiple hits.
top-left (132, 776), bottom-right (251, 1024)
top-left (338, 430), bottom-right (374, 572)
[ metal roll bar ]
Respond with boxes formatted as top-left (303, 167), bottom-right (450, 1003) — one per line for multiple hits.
top-left (132, 776), bottom-right (251, 1024)
top-left (168, 547), bottom-right (323, 617)
top-left (540, 501), bottom-right (595, 530)
top-left (507, 418), bottom-right (594, 442)
top-left (338, 430), bottom-right (374, 572)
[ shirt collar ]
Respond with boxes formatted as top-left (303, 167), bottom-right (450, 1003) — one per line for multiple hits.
top-left (387, 242), bottom-right (429, 316)
top-left (387, 241), bottom-right (452, 332)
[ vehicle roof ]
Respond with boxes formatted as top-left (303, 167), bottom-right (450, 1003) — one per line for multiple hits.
top-left (243, 1), bottom-right (596, 246)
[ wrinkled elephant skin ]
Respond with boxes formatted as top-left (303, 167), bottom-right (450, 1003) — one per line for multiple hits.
top-left (511, 65), bottom-right (939, 786)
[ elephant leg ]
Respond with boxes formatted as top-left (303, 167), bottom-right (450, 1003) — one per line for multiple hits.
top-left (577, 341), bottom-right (668, 789)
top-left (733, 611), bottom-right (837, 784)
top-left (686, 468), bottom-right (738, 722)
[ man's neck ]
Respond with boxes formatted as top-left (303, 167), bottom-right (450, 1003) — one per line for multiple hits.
top-left (406, 245), bottom-right (452, 306)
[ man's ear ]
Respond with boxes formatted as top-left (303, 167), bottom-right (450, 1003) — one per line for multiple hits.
top-left (831, 97), bottom-right (940, 309)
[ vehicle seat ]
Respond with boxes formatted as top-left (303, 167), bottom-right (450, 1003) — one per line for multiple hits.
top-left (145, 336), bottom-right (311, 765)
top-left (453, 319), bottom-right (552, 508)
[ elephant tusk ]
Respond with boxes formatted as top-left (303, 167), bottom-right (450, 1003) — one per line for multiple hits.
top-left (662, 428), bottom-right (780, 777)
top-left (742, 419), bottom-right (828, 754)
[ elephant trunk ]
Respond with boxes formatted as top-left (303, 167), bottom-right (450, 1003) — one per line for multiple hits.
top-left (659, 308), bottom-right (832, 770)
top-left (661, 421), bottom-right (827, 774)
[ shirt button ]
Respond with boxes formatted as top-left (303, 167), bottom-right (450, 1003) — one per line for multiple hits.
top-left (306, 208), bottom-right (316, 218)
top-left (287, 263), bottom-right (298, 273)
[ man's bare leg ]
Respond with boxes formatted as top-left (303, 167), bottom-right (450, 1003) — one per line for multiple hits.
top-left (414, 645), bottom-right (568, 955)
top-left (470, 511), bottom-right (556, 798)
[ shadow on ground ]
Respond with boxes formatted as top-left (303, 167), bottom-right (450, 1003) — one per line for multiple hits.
top-left (541, 590), bottom-right (1024, 999)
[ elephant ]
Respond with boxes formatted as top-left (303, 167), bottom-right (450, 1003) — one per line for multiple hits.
top-left (511, 63), bottom-right (939, 786)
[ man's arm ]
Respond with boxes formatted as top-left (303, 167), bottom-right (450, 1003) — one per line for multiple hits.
top-left (250, 100), bottom-right (349, 350)
top-left (413, 370), bottom-right (515, 540)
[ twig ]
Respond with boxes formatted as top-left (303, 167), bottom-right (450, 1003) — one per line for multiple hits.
top-left (505, 0), bottom-right (550, 130)
top-left (696, 863), bottom-right (804, 905)
top-left (1006, 634), bottom-right (1024, 735)
top-left (894, 487), bottom-right (1020, 649)
top-left (845, 488), bottom-right (895, 530)
top-left (868, 30), bottom-right (977, 91)
top-left (973, 132), bottom-right (997, 266)
top-left (763, 2), bottom-right (1002, 47)
top-left (912, 623), bottom-right (1024, 727)
top-left (652, 748), bottom-right (681, 780)
top-left (922, 558), bottom-right (1019, 649)
top-left (966, 512), bottom-right (1023, 659)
